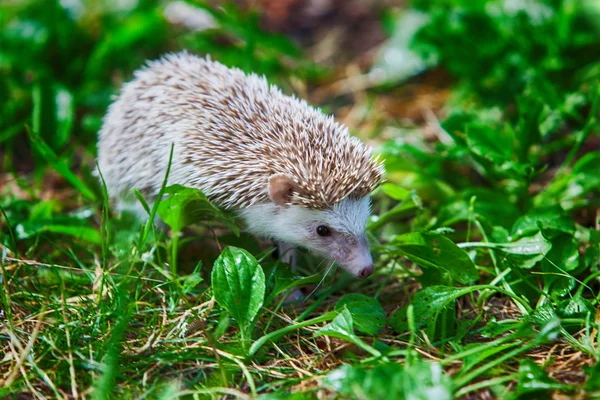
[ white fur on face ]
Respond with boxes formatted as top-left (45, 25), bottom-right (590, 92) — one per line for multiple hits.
top-left (240, 196), bottom-right (374, 277)
top-left (324, 196), bottom-right (372, 238)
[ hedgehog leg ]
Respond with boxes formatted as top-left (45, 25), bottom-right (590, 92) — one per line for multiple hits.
top-left (278, 241), bottom-right (297, 270)
top-left (278, 242), bottom-right (304, 303)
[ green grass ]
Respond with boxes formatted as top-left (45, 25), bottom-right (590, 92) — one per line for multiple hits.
top-left (1, 0), bottom-right (600, 398)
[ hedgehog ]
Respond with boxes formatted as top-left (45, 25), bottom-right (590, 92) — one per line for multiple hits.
top-left (97, 51), bottom-right (384, 279)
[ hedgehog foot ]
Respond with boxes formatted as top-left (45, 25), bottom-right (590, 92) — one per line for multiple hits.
top-left (278, 242), bottom-right (297, 269)
top-left (284, 289), bottom-right (304, 304)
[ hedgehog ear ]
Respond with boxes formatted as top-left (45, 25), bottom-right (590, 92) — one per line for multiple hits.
top-left (268, 174), bottom-right (295, 206)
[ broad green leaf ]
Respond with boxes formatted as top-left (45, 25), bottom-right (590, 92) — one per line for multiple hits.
top-left (440, 109), bottom-right (503, 147)
top-left (315, 308), bottom-right (381, 358)
top-left (466, 119), bottom-right (533, 181)
top-left (539, 231), bottom-right (578, 296)
top-left (211, 247), bottom-right (265, 335)
top-left (157, 185), bottom-right (239, 235)
top-left (500, 232), bottom-right (553, 255)
top-left (512, 206), bottom-right (575, 237)
top-left (335, 294), bottom-right (386, 336)
top-left (315, 307), bottom-right (355, 340)
top-left (565, 151), bottom-right (600, 198)
top-left (325, 361), bottom-right (451, 400)
top-left (437, 189), bottom-right (520, 229)
top-left (515, 359), bottom-right (573, 396)
top-left (389, 285), bottom-right (483, 334)
top-left (556, 294), bottom-right (595, 319)
top-left (262, 261), bottom-right (323, 306)
top-left (501, 232), bottom-right (553, 269)
top-left (466, 123), bottom-right (512, 165)
top-left (389, 232), bottom-right (478, 284)
top-left (584, 361), bottom-right (600, 393)
top-left (262, 261), bottom-right (299, 305)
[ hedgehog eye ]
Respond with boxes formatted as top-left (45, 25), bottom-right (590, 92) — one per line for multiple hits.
top-left (316, 225), bottom-right (331, 237)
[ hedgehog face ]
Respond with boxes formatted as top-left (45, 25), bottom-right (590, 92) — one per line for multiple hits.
top-left (304, 196), bottom-right (374, 278)
top-left (241, 194), bottom-right (375, 278)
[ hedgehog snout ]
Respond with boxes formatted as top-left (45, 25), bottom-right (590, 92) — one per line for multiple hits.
top-left (336, 237), bottom-right (374, 279)
top-left (359, 265), bottom-right (374, 278)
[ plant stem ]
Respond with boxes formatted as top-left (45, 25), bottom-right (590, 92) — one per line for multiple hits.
top-left (171, 231), bottom-right (179, 277)
top-left (249, 311), bottom-right (337, 357)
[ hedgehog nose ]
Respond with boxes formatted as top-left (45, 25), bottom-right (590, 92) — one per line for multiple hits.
top-left (359, 265), bottom-right (373, 278)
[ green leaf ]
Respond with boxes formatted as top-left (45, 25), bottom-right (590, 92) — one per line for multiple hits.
top-left (335, 294), bottom-right (386, 336)
top-left (389, 285), bottom-right (481, 335)
top-left (584, 361), bottom-right (600, 393)
top-left (501, 232), bottom-right (553, 269)
top-left (466, 123), bottom-right (512, 165)
top-left (438, 189), bottom-right (521, 229)
top-left (515, 359), bottom-right (573, 395)
top-left (315, 308), bottom-right (381, 358)
top-left (458, 232), bottom-right (552, 271)
top-left (262, 261), bottom-right (322, 307)
top-left (157, 185), bottom-right (239, 235)
top-left (539, 231), bottom-right (578, 296)
top-left (556, 294), bottom-right (595, 319)
top-left (500, 232), bottom-right (553, 255)
top-left (512, 206), bottom-right (575, 237)
top-left (316, 307), bottom-right (355, 339)
top-left (211, 247), bottom-right (265, 338)
top-left (389, 232), bottom-right (478, 284)
top-left (325, 361), bottom-right (451, 400)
